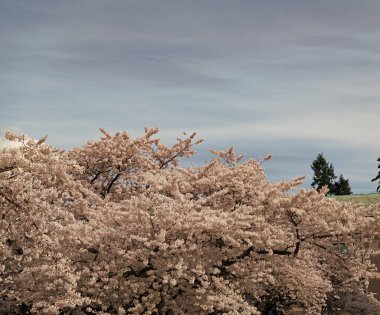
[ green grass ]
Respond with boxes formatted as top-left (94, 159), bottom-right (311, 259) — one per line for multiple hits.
top-left (333, 193), bottom-right (380, 206)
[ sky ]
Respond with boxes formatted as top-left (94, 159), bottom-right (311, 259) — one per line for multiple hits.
top-left (1, 0), bottom-right (379, 193)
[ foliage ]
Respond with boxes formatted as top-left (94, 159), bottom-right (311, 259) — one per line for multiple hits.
top-left (1, 129), bottom-right (380, 314)
top-left (333, 174), bottom-right (352, 196)
top-left (311, 153), bottom-right (336, 194)
top-left (372, 157), bottom-right (380, 193)
top-left (311, 153), bottom-right (352, 196)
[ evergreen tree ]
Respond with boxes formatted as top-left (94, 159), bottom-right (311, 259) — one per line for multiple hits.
top-left (333, 174), bottom-right (352, 195)
top-left (372, 157), bottom-right (380, 193)
top-left (311, 153), bottom-right (336, 194)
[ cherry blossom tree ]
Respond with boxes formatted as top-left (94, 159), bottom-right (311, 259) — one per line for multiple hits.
top-left (1, 129), bottom-right (379, 314)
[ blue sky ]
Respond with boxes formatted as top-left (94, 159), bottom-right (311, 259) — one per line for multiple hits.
top-left (1, 0), bottom-right (379, 193)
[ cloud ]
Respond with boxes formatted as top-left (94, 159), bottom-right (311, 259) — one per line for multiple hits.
top-left (0, 127), bottom-right (23, 151)
top-left (0, 0), bottom-right (379, 192)
top-left (0, 138), bottom-right (21, 151)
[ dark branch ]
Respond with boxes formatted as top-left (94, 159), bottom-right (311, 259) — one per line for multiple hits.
top-left (91, 171), bottom-right (102, 183)
top-left (286, 210), bottom-right (303, 256)
top-left (159, 146), bottom-right (188, 169)
top-left (220, 246), bottom-right (292, 270)
top-left (0, 165), bottom-right (15, 174)
top-left (257, 249), bottom-right (293, 256)
top-left (123, 264), bottom-right (154, 279)
top-left (0, 191), bottom-right (21, 209)
top-left (294, 228), bottom-right (301, 256)
top-left (101, 172), bottom-right (121, 197)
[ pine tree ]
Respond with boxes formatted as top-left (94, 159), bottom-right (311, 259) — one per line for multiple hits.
top-left (311, 153), bottom-right (336, 194)
top-left (372, 157), bottom-right (380, 193)
top-left (333, 174), bottom-right (352, 195)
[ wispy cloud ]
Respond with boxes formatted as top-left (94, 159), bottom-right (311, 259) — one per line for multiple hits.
top-left (1, 0), bottom-right (379, 192)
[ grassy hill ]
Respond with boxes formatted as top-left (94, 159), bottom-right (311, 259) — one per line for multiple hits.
top-left (333, 193), bottom-right (380, 206)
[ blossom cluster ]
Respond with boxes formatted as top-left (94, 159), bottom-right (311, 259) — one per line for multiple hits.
top-left (1, 129), bottom-right (379, 314)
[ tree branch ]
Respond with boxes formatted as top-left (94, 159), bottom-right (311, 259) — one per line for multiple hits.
top-left (220, 246), bottom-right (292, 270)
top-left (91, 170), bottom-right (102, 183)
top-left (0, 164), bottom-right (15, 174)
top-left (294, 228), bottom-right (301, 256)
top-left (101, 172), bottom-right (121, 197)
top-left (159, 146), bottom-right (188, 169)
top-left (123, 264), bottom-right (154, 279)
top-left (0, 191), bottom-right (21, 209)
